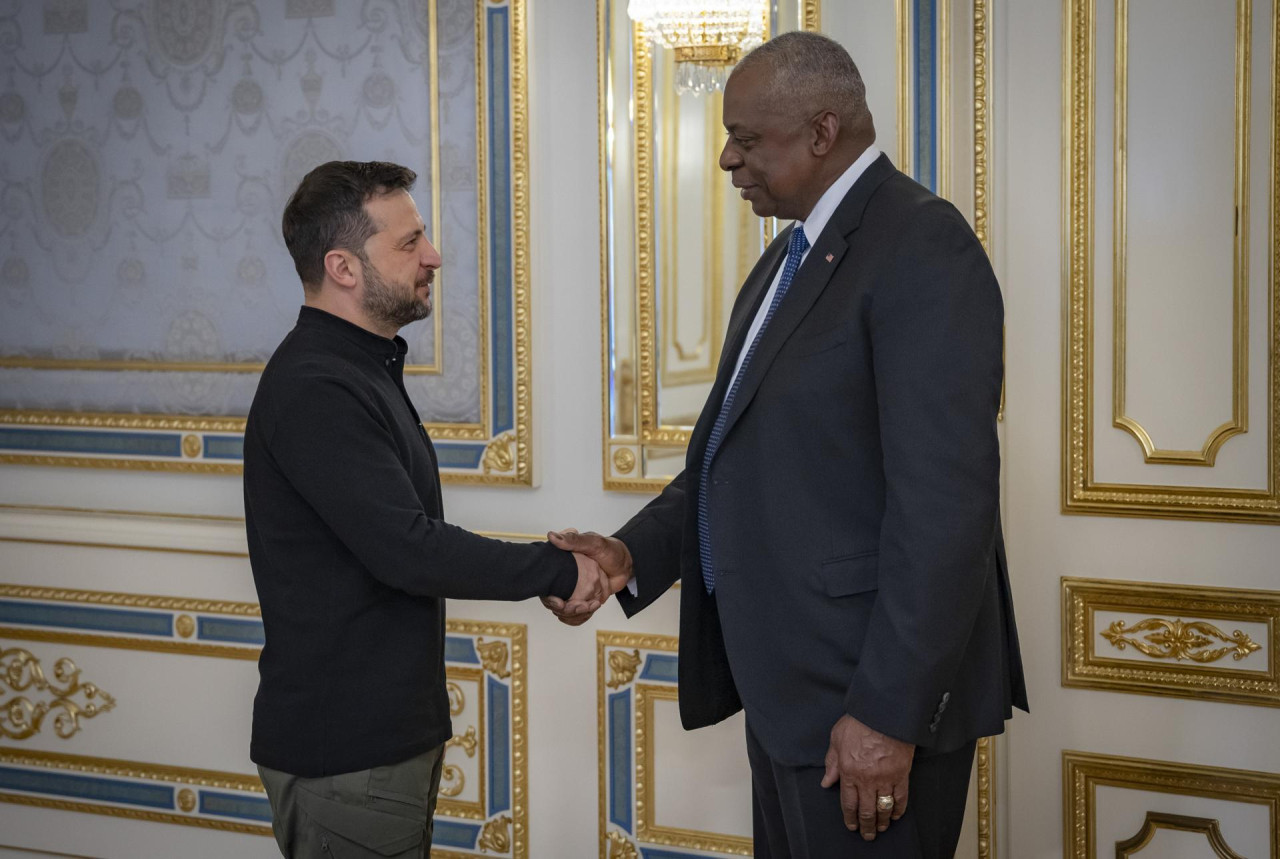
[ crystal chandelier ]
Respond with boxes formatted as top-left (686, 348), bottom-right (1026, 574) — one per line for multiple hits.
top-left (627, 0), bottom-right (767, 94)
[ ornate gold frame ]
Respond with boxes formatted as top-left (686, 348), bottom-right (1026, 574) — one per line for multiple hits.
top-left (0, 573), bottom-right (530, 857)
top-left (0, 0), bottom-right (534, 485)
top-left (1062, 0), bottom-right (1280, 522)
top-left (1063, 751), bottom-right (1280, 859)
top-left (1111, 0), bottom-right (1250, 467)
top-left (1063, 576), bottom-right (1280, 707)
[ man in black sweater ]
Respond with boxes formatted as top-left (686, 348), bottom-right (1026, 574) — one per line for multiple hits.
top-left (244, 161), bottom-right (615, 857)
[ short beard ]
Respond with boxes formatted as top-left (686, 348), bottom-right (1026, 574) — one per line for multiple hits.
top-left (358, 252), bottom-right (431, 331)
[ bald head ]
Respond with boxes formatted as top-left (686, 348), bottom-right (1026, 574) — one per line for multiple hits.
top-left (731, 31), bottom-right (875, 146)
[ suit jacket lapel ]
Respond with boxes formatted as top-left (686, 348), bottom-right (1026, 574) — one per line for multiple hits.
top-left (712, 153), bottom-right (899, 451)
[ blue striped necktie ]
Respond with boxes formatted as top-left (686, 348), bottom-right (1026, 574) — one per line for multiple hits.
top-left (698, 226), bottom-right (810, 593)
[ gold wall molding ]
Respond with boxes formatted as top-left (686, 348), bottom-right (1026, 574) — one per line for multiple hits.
top-left (0, 648), bottom-right (116, 740)
top-left (1116, 811), bottom-right (1245, 859)
top-left (1062, 0), bottom-right (1280, 522)
top-left (596, 631), bottom-right (750, 858)
top-left (1063, 577), bottom-right (1280, 707)
top-left (1063, 751), bottom-right (1280, 859)
top-left (633, 682), bottom-right (753, 856)
top-left (1111, 0), bottom-right (1251, 467)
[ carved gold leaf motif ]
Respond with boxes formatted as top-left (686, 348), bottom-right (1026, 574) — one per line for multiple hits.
top-left (607, 831), bottom-right (639, 859)
top-left (607, 648), bottom-right (642, 689)
top-left (439, 764), bottom-right (465, 798)
top-left (478, 814), bottom-right (512, 853)
top-left (0, 648), bottom-right (116, 740)
top-left (482, 433), bottom-right (516, 475)
top-left (476, 638), bottom-right (511, 679)
top-left (448, 725), bottom-right (478, 758)
top-left (447, 681), bottom-right (466, 716)
top-left (1101, 618), bottom-right (1262, 663)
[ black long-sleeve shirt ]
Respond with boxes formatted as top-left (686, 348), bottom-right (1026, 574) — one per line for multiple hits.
top-left (244, 306), bottom-right (576, 777)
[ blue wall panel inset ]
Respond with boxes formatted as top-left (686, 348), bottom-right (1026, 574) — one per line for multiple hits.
top-left (0, 428), bottom-right (182, 458)
top-left (434, 820), bottom-right (482, 849)
top-left (203, 435), bottom-right (244, 460)
top-left (912, 0), bottom-right (938, 192)
top-left (608, 690), bottom-right (632, 831)
top-left (433, 444), bottom-right (485, 470)
top-left (0, 767), bottom-right (174, 810)
top-left (444, 636), bottom-right (480, 665)
top-left (488, 675), bottom-right (511, 815)
top-left (197, 617), bottom-right (265, 645)
top-left (199, 791), bottom-right (273, 822)
top-left (638, 654), bottom-right (678, 683)
top-left (487, 6), bottom-right (514, 435)
top-left (0, 600), bottom-right (172, 637)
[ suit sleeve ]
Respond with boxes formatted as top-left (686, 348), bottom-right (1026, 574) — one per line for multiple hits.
top-left (613, 469), bottom-right (688, 616)
top-left (264, 374), bottom-right (578, 601)
top-left (844, 203), bottom-right (1004, 747)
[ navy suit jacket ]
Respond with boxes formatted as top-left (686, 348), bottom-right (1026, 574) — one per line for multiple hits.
top-left (614, 154), bottom-right (1028, 766)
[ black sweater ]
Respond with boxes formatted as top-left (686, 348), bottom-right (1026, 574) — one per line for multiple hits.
top-left (244, 306), bottom-right (576, 776)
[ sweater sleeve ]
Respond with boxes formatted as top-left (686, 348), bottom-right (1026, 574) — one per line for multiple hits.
top-left (263, 373), bottom-right (577, 601)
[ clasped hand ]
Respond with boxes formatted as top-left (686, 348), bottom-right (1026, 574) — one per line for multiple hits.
top-left (544, 529), bottom-right (633, 625)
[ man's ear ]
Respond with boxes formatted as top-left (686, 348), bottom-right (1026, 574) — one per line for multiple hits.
top-left (810, 110), bottom-right (841, 157)
top-left (323, 249), bottom-right (359, 289)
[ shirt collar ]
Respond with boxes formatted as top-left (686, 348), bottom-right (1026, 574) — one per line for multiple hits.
top-left (797, 144), bottom-right (882, 248)
top-left (296, 306), bottom-right (407, 360)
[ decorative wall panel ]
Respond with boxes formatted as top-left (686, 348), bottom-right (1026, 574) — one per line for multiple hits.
top-left (0, 582), bottom-right (529, 857)
top-left (1063, 577), bottom-right (1280, 707)
top-left (1064, 573), bottom-right (1274, 706)
top-left (596, 631), bottom-right (752, 858)
top-left (1064, 751), bottom-right (1280, 858)
top-left (0, 0), bottom-right (535, 483)
top-left (1062, 0), bottom-right (1280, 522)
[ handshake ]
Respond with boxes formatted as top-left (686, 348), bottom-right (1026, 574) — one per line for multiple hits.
top-left (543, 530), bottom-right (634, 626)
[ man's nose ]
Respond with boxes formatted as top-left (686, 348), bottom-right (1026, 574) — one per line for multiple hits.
top-left (719, 141), bottom-right (740, 172)
top-left (422, 238), bottom-right (442, 269)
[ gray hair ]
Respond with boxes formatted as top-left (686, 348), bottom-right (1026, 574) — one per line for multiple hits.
top-left (733, 31), bottom-right (873, 139)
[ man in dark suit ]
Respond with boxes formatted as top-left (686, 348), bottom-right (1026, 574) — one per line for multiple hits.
top-left (548, 31), bottom-right (1027, 857)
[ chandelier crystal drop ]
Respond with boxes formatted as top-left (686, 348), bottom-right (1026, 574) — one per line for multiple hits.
top-left (627, 0), bottom-right (767, 94)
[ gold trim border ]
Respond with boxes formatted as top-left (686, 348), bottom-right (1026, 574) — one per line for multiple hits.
top-left (1063, 750), bottom-right (1280, 859)
top-left (435, 618), bottom-right (529, 859)
top-left (1111, 0), bottom-right (1251, 467)
top-left (1062, 0), bottom-right (1280, 523)
top-left (1062, 577), bottom-right (1280, 707)
top-left (633, 682), bottom-right (753, 856)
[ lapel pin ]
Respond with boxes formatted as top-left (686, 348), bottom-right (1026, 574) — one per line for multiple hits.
top-left (825, 253), bottom-right (834, 263)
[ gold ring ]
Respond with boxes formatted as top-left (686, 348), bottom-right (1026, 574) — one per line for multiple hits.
top-left (876, 794), bottom-right (895, 811)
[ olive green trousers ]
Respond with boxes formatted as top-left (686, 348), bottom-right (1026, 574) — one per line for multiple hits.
top-left (258, 745), bottom-right (445, 858)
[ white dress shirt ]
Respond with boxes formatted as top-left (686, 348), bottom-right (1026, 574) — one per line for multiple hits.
top-left (723, 145), bottom-right (881, 404)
